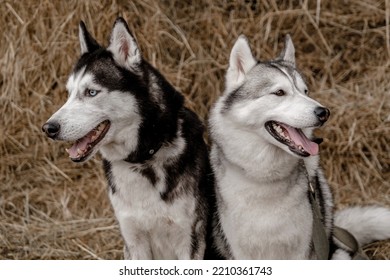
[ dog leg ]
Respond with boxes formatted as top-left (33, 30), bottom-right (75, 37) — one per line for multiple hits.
top-left (122, 236), bottom-right (152, 260)
top-left (119, 220), bottom-right (152, 259)
top-left (175, 224), bottom-right (206, 260)
top-left (123, 244), bottom-right (131, 259)
top-left (190, 239), bottom-right (206, 260)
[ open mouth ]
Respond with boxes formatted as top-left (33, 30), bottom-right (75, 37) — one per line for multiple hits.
top-left (265, 121), bottom-right (320, 157)
top-left (65, 120), bottom-right (110, 162)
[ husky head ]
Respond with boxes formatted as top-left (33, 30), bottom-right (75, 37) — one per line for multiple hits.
top-left (42, 18), bottom-right (177, 162)
top-left (220, 35), bottom-right (329, 158)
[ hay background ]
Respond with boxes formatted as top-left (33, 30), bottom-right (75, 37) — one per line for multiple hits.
top-left (0, 0), bottom-right (389, 259)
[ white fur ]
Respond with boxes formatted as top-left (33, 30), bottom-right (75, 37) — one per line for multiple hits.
top-left (212, 149), bottom-right (313, 259)
top-left (210, 98), bottom-right (316, 259)
top-left (331, 249), bottom-right (351, 260)
top-left (107, 20), bottom-right (141, 70)
top-left (108, 134), bottom-right (200, 259)
top-left (210, 34), bottom-right (390, 260)
top-left (335, 206), bottom-right (390, 246)
top-left (209, 66), bottom-right (323, 258)
top-left (49, 67), bottom-right (204, 259)
top-left (226, 35), bottom-right (257, 90)
top-left (45, 19), bottom-right (209, 260)
top-left (47, 69), bottom-right (141, 162)
top-left (278, 34), bottom-right (295, 65)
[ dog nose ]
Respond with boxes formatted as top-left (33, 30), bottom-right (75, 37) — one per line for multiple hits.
top-left (314, 107), bottom-right (330, 124)
top-left (42, 122), bottom-right (60, 139)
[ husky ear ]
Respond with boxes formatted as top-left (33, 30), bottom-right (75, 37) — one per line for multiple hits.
top-left (79, 21), bottom-right (100, 55)
top-left (278, 34), bottom-right (295, 66)
top-left (107, 17), bottom-right (141, 69)
top-left (226, 35), bottom-right (257, 90)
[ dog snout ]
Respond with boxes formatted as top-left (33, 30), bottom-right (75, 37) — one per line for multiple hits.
top-left (314, 107), bottom-right (330, 124)
top-left (42, 122), bottom-right (60, 139)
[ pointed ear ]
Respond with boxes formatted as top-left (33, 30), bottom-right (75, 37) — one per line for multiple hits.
top-left (226, 35), bottom-right (257, 90)
top-left (79, 21), bottom-right (100, 55)
top-left (278, 34), bottom-right (295, 66)
top-left (107, 17), bottom-right (141, 69)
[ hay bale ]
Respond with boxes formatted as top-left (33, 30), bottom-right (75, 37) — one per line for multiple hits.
top-left (0, 0), bottom-right (389, 259)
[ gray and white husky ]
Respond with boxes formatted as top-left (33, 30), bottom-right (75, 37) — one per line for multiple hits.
top-left (209, 34), bottom-right (390, 259)
top-left (42, 18), bottom-right (216, 260)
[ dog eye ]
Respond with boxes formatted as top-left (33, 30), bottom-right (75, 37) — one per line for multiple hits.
top-left (86, 89), bottom-right (99, 97)
top-left (273, 89), bottom-right (285, 96)
top-left (304, 89), bottom-right (309, 95)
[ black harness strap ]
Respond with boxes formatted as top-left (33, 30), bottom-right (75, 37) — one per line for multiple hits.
top-left (302, 161), bottom-right (369, 260)
top-left (308, 182), bottom-right (329, 260)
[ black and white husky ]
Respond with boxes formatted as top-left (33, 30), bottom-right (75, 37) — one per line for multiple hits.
top-left (209, 34), bottom-right (390, 259)
top-left (42, 18), bottom-right (215, 260)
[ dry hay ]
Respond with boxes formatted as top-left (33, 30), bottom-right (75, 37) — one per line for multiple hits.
top-left (0, 0), bottom-right (389, 259)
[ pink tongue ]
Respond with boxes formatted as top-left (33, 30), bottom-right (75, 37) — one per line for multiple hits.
top-left (67, 135), bottom-right (92, 158)
top-left (283, 125), bottom-right (319, 156)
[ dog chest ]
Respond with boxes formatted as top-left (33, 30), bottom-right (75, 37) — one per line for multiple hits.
top-left (107, 160), bottom-right (196, 258)
top-left (108, 160), bottom-right (195, 221)
top-left (218, 167), bottom-right (313, 259)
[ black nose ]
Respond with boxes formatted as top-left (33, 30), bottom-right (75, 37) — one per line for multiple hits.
top-left (42, 122), bottom-right (60, 139)
top-left (314, 107), bottom-right (330, 124)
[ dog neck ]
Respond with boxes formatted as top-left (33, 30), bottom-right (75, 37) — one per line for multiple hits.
top-left (212, 122), bottom-right (300, 183)
top-left (123, 61), bottom-right (185, 164)
top-left (123, 135), bottom-right (164, 164)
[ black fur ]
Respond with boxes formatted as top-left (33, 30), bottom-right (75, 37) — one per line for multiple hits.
top-left (139, 166), bottom-right (158, 186)
top-left (74, 48), bottom-right (183, 164)
top-left (161, 110), bottom-right (204, 203)
top-left (71, 18), bottom-right (220, 259)
top-left (124, 63), bottom-right (184, 163)
top-left (79, 21), bottom-right (100, 53)
top-left (314, 172), bottom-right (327, 223)
top-left (102, 159), bottom-right (116, 194)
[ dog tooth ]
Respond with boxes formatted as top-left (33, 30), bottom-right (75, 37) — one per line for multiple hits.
top-left (77, 148), bottom-right (83, 155)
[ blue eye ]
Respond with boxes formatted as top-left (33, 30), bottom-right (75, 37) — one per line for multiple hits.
top-left (86, 89), bottom-right (99, 97)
